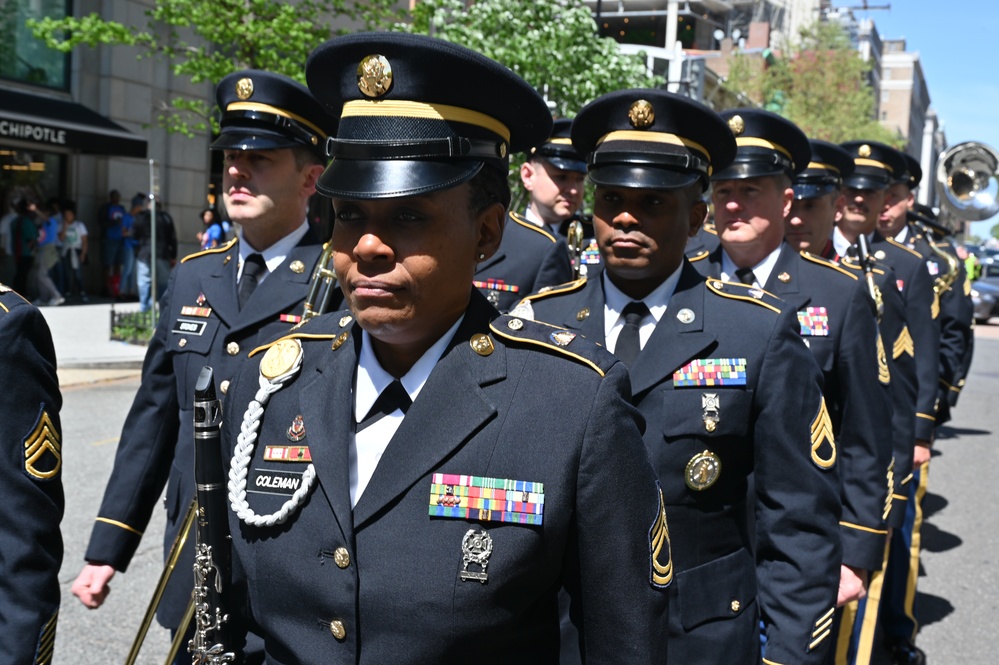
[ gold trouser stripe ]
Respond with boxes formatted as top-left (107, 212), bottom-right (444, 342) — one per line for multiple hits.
top-left (597, 130), bottom-right (710, 161)
top-left (95, 517), bottom-right (143, 536)
top-left (854, 537), bottom-right (892, 665)
top-left (226, 101), bottom-right (328, 139)
top-left (835, 602), bottom-right (857, 665)
top-left (341, 99), bottom-right (510, 143)
top-left (903, 461), bottom-right (930, 639)
top-left (737, 136), bottom-right (792, 160)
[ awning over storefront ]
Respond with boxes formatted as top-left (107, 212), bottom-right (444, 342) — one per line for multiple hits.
top-left (0, 88), bottom-right (147, 158)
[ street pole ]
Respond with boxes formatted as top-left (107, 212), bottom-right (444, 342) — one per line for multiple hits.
top-left (148, 159), bottom-right (158, 326)
top-left (666, 0), bottom-right (682, 93)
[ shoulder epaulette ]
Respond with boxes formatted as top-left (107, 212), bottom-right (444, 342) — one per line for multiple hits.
top-left (0, 283), bottom-right (29, 312)
top-left (885, 236), bottom-right (924, 259)
top-left (687, 250), bottom-right (709, 262)
top-left (509, 211), bottom-right (558, 243)
top-left (839, 258), bottom-right (886, 276)
top-left (180, 237), bottom-right (238, 264)
top-left (519, 277), bottom-right (588, 303)
top-left (800, 251), bottom-right (858, 280)
top-left (705, 279), bottom-right (782, 314)
top-left (247, 309), bottom-right (355, 358)
top-left (703, 221), bottom-right (718, 236)
top-left (490, 315), bottom-right (613, 377)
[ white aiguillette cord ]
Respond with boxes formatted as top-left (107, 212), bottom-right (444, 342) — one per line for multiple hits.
top-left (228, 340), bottom-right (317, 527)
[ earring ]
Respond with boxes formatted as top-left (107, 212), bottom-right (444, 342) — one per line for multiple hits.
top-left (478, 253), bottom-right (486, 260)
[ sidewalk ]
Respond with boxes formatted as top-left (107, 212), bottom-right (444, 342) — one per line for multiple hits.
top-left (36, 299), bottom-right (149, 387)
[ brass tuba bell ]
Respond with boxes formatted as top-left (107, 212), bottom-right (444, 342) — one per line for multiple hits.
top-left (935, 141), bottom-right (999, 221)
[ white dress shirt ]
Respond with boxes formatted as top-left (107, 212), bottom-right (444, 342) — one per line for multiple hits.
top-left (720, 245), bottom-right (782, 287)
top-left (236, 221), bottom-right (309, 285)
top-left (602, 265), bottom-right (682, 355)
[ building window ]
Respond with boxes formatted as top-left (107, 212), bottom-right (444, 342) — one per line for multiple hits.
top-left (0, 0), bottom-right (70, 90)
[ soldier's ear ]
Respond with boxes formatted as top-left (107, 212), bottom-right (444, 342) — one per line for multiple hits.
top-left (520, 161), bottom-right (536, 191)
top-left (687, 200), bottom-right (708, 238)
top-left (474, 202), bottom-right (505, 263)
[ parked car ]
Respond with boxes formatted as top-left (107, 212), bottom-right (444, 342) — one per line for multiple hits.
top-left (971, 279), bottom-right (999, 324)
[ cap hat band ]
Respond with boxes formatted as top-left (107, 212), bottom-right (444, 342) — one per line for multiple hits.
top-left (548, 138), bottom-right (573, 145)
top-left (327, 136), bottom-right (504, 161)
top-left (854, 157), bottom-right (893, 173)
top-left (226, 101), bottom-right (328, 139)
top-left (597, 130), bottom-right (711, 162)
top-left (341, 100), bottom-right (510, 143)
top-left (807, 161), bottom-right (841, 174)
top-left (736, 136), bottom-right (792, 161)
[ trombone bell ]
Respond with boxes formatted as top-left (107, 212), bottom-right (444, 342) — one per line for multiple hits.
top-left (936, 141), bottom-right (999, 221)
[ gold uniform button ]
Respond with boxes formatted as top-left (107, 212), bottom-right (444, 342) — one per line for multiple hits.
top-left (226, 341), bottom-right (240, 356)
top-left (178, 338), bottom-right (187, 348)
top-left (330, 619), bottom-right (346, 641)
top-left (730, 600), bottom-right (741, 613)
top-left (334, 547), bottom-right (350, 569)
top-left (220, 380), bottom-right (230, 395)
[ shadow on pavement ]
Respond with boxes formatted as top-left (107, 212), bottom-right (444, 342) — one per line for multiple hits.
top-left (920, 521), bottom-right (962, 554)
top-left (913, 590), bottom-right (955, 628)
top-left (921, 492), bottom-right (948, 519)
top-left (935, 425), bottom-right (992, 440)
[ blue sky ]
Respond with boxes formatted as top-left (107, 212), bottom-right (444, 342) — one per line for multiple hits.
top-left (864, 0), bottom-right (999, 238)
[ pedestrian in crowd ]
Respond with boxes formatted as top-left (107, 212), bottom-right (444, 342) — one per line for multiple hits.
top-left (515, 89), bottom-right (839, 664)
top-left (473, 119), bottom-right (574, 311)
top-left (196, 207), bottom-right (227, 250)
top-left (131, 196), bottom-right (178, 312)
top-left (98, 189), bottom-right (126, 297)
top-left (118, 195), bottom-right (140, 301)
top-left (60, 200), bottom-right (89, 302)
top-left (11, 198), bottom-right (40, 297)
top-left (0, 282), bottom-right (64, 665)
top-left (0, 197), bottom-right (17, 284)
top-left (71, 69), bottom-right (337, 654)
top-left (44, 197), bottom-right (66, 294)
top-left (29, 199), bottom-right (64, 306)
top-left (218, 34), bottom-right (670, 663)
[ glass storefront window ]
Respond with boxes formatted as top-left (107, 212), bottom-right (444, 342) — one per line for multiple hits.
top-left (0, 146), bottom-right (65, 212)
top-left (0, 0), bottom-right (70, 90)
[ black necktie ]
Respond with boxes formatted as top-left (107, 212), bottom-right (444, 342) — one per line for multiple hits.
top-left (357, 381), bottom-right (412, 433)
top-left (734, 267), bottom-right (758, 286)
top-left (615, 301), bottom-right (649, 368)
top-left (238, 253), bottom-right (266, 309)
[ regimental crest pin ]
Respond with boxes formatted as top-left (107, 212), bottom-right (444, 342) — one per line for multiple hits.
top-left (576, 308), bottom-right (590, 321)
top-left (289, 260), bottom-right (305, 274)
top-left (550, 330), bottom-right (576, 347)
top-left (287, 414), bottom-right (306, 442)
top-left (196, 292), bottom-right (207, 306)
top-left (459, 528), bottom-right (493, 583)
top-left (676, 308), bottom-right (695, 324)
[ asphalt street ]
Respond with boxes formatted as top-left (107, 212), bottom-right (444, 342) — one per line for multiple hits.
top-left (51, 324), bottom-right (999, 664)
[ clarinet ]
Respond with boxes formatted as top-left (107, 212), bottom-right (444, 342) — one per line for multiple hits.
top-left (855, 234), bottom-right (884, 324)
top-left (190, 367), bottom-right (235, 664)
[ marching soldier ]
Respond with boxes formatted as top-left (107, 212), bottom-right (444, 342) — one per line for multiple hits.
top-left (473, 119), bottom-right (574, 311)
top-left (692, 112), bottom-right (894, 609)
top-left (220, 33), bottom-right (669, 663)
top-left (517, 90), bottom-right (841, 664)
top-left (71, 70), bottom-right (338, 643)
top-left (0, 284), bottom-right (62, 665)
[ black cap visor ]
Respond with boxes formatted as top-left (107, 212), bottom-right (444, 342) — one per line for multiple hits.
top-left (711, 160), bottom-right (787, 182)
top-left (210, 130), bottom-right (303, 153)
top-left (793, 182), bottom-right (841, 200)
top-left (842, 173), bottom-right (890, 191)
top-left (545, 155), bottom-right (588, 174)
top-left (317, 158), bottom-right (483, 200)
top-left (588, 164), bottom-right (702, 191)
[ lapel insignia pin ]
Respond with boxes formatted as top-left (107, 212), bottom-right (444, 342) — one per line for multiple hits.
top-left (331, 331), bottom-right (349, 351)
top-left (459, 529), bottom-right (493, 583)
top-left (485, 290), bottom-right (500, 306)
top-left (196, 292), bottom-right (207, 306)
top-left (223, 255), bottom-right (232, 266)
top-left (778, 272), bottom-right (790, 283)
top-left (469, 333), bottom-right (495, 357)
top-left (339, 315), bottom-right (353, 328)
top-left (748, 288), bottom-right (764, 299)
top-left (550, 330), bottom-right (576, 347)
top-left (685, 450), bottom-right (722, 491)
top-left (507, 318), bottom-right (524, 331)
top-left (676, 308), bottom-right (695, 324)
top-left (289, 260), bottom-right (305, 274)
top-left (286, 414), bottom-right (306, 442)
top-left (874, 250), bottom-right (886, 260)
top-left (701, 392), bottom-right (720, 432)
top-left (576, 307), bottom-right (590, 321)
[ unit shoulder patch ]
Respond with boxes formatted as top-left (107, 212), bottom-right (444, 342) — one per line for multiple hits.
top-left (800, 251), bottom-right (858, 280)
top-left (180, 237), bottom-right (239, 263)
top-left (490, 315), bottom-right (612, 377)
top-left (705, 279), bottom-right (783, 314)
top-left (508, 211), bottom-right (558, 243)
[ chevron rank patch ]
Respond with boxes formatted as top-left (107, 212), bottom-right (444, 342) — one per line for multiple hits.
top-left (429, 474), bottom-right (544, 525)
top-left (649, 483), bottom-right (673, 588)
top-left (893, 326), bottom-right (915, 359)
top-left (810, 398), bottom-right (836, 469)
top-left (797, 307), bottom-right (829, 336)
top-left (673, 358), bottom-right (748, 387)
top-left (23, 406), bottom-right (61, 481)
top-left (877, 334), bottom-right (891, 385)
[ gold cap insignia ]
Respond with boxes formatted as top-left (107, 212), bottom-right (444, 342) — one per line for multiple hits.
top-left (858, 144), bottom-right (872, 158)
top-left (357, 54), bottom-right (393, 98)
top-left (498, 143), bottom-right (507, 158)
top-left (338, 315), bottom-right (353, 328)
top-left (507, 318), bottom-right (524, 331)
top-left (331, 331), bottom-right (349, 351)
top-left (260, 338), bottom-right (303, 380)
top-left (676, 308), bottom-right (695, 324)
top-left (685, 450), bottom-right (721, 491)
top-left (235, 77), bottom-right (254, 100)
top-left (628, 99), bottom-right (655, 129)
top-left (289, 260), bottom-right (305, 274)
top-left (576, 307), bottom-right (590, 321)
top-left (727, 114), bottom-right (745, 136)
top-left (469, 333), bottom-right (495, 357)
top-left (550, 330), bottom-right (576, 347)
top-left (24, 409), bottom-right (61, 480)
top-left (778, 271), bottom-right (791, 283)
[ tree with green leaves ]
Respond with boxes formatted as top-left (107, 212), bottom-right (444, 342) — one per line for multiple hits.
top-left (29, 0), bottom-right (403, 136)
top-left (725, 20), bottom-right (902, 146)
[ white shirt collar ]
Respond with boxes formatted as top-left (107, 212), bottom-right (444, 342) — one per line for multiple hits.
top-left (601, 265), bottom-right (682, 352)
top-left (237, 221), bottom-right (309, 281)
top-left (719, 245), bottom-right (782, 287)
top-left (354, 315), bottom-right (465, 423)
top-left (895, 225), bottom-right (909, 243)
top-left (832, 226), bottom-right (874, 260)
